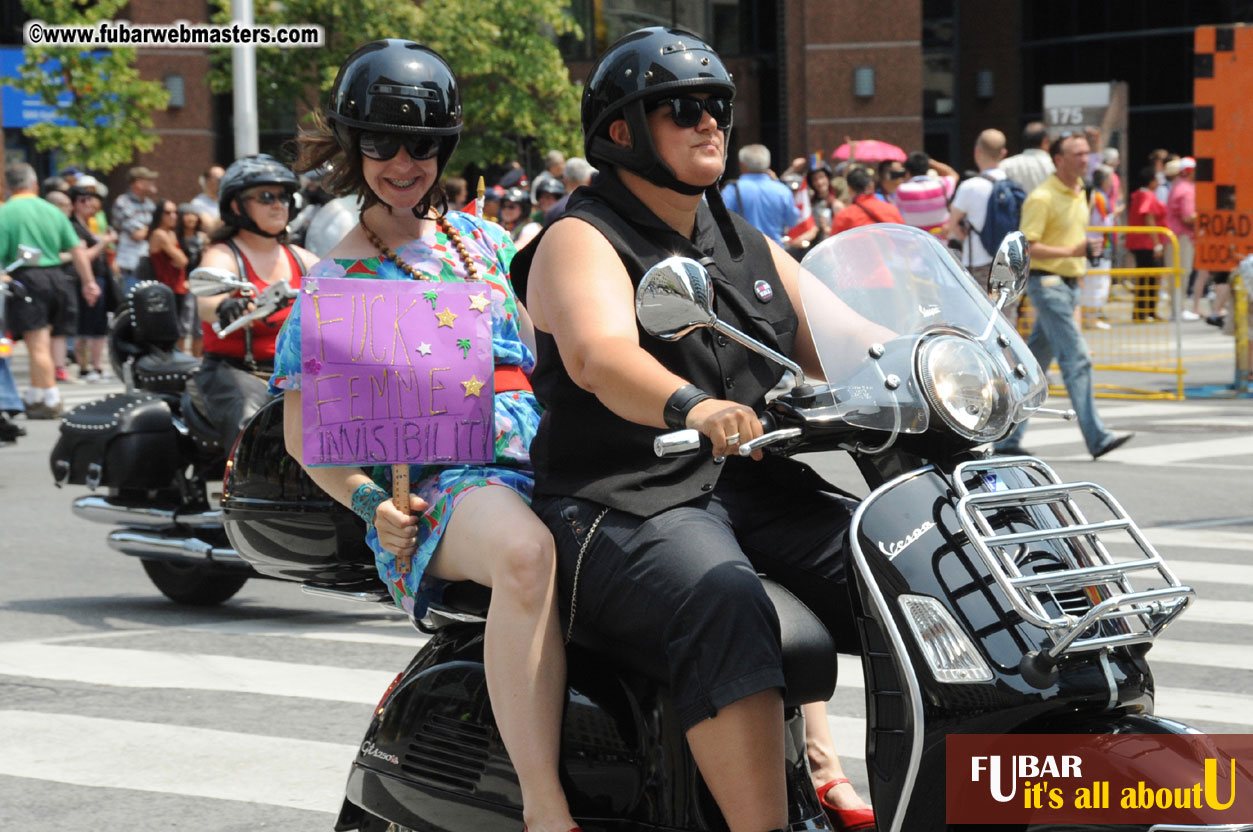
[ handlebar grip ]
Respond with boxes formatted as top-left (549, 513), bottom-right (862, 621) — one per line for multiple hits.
top-left (654, 429), bottom-right (701, 457)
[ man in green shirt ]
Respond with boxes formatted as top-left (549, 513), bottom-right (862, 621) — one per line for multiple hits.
top-left (0, 162), bottom-right (99, 418)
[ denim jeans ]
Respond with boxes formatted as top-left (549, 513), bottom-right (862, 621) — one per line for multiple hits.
top-left (119, 269), bottom-right (141, 298)
top-left (996, 272), bottom-right (1111, 455)
top-left (0, 358), bottom-right (23, 413)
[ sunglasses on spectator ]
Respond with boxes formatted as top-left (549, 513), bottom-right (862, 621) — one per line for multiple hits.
top-left (654, 96), bottom-right (733, 130)
top-left (887, 168), bottom-right (908, 179)
top-left (359, 131), bottom-right (441, 162)
top-left (243, 189), bottom-right (292, 207)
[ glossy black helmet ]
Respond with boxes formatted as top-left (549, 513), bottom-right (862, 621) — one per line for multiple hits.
top-left (582, 27), bottom-right (735, 196)
top-left (501, 186), bottom-right (530, 207)
top-left (534, 177), bottom-right (566, 198)
top-left (219, 154), bottom-right (299, 238)
top-left (328, 39), bottom-right (462, 180)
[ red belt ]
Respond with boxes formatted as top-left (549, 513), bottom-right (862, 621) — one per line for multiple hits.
top-left (494, 364), bottom-right (532, 393)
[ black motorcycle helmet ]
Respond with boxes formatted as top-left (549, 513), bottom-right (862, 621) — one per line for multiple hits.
top-left (219, 154), bottom-right (299, 238)
top-left (582, 27), bottom-right (743, 257)
top-left (327, 39), bottom-right (462, 186)
top-left (501, 186), bottom-right (531, 209)
top-left (582, 26), bottom-right (735, 198)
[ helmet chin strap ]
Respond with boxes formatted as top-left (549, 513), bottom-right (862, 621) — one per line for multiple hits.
top-left (590, 100), bottom-right (744, 260)
top-left (228, 214), bottom-right (284, 239)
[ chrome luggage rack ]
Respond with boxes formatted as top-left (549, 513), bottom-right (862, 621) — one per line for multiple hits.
top-left (952, 456), bottom-right (1194, 662)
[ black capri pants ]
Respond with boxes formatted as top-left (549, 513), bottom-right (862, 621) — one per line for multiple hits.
top-left (535, 467), bottom-right (856, 732)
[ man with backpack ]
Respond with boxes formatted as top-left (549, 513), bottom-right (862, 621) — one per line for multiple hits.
top-left (946, 129), bottom-right (1025, 295)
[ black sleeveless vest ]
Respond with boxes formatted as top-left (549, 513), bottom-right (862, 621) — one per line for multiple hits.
top-left (518, 169), bottom-right (802, 517)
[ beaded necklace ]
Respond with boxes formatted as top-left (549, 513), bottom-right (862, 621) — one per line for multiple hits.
top-left (359, 213), bottom-right (480, 283)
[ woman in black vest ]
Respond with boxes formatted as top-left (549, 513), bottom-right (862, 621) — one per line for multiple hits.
top-left (517, 28), bottom-right (878, 832)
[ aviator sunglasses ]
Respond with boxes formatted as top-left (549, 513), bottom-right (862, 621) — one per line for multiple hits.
top-left (655, 96), bottom-right (733, 130)
top-left (358, 131), bottom-right (441, 162)
top-left (243, 189), bottom-right (292, 207)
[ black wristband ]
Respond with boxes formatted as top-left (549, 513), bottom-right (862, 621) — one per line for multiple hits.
top-left (664, 384), bottom-right (713, 430)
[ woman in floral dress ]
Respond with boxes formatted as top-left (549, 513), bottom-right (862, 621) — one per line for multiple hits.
top-left (270, 40), bottom-right (579, 832)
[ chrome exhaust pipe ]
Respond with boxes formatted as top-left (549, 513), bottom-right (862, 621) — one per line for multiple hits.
top-left (300, 583), bottom-right (394, 606)
top-left (107, 529), bottom-right (245, 565)
top-left (74, 495), bottom-right (223, 529)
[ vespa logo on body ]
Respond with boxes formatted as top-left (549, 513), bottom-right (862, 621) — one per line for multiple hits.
top-left (878, 520), bottom-right (936, 560)
top-left (360, 740), bottom-right (400, 765)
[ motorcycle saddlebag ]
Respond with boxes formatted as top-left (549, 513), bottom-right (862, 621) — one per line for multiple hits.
top-left (50, 392), bottom-right (182, 489)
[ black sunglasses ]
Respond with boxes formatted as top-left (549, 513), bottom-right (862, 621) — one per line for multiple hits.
top-left (887, 168), bottom-right (908, 179)
top-left (655, 96), bottom-right (733, 130)
top-left (359, 131), bottom-right (441, 162)
top-left (243, 189), bottom-right (292, 207)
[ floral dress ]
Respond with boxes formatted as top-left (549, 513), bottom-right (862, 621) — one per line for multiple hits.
top-left (270, 211), bottom-right (541, 622)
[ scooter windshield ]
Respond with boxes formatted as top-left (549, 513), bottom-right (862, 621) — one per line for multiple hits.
top-left (797, 224), bottom-right (1046, 434)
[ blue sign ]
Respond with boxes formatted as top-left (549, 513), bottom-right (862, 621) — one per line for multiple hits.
top-left (2, 47), bottom-right (79, 129)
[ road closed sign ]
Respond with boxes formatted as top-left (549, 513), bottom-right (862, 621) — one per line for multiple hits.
top-left (1194, 25), bottom-right (1253, 271)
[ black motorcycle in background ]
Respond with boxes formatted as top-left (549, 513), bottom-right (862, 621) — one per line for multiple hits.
top-left (217, 227), bottom-right (1217, 832)
top-left (49, 269), bottom-right (300, 604)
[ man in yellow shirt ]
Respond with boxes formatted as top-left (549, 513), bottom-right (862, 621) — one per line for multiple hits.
top-left (994, 133), bottom-right (1133, 459)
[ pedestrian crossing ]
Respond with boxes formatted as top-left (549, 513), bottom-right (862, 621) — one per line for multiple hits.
top-left (1, 521), bottom-right (1249, 827)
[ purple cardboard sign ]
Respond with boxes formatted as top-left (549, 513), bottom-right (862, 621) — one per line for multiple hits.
top-left (299, 278), bottom-right (494, 467)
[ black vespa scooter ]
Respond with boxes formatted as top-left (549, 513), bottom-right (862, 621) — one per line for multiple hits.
top-left (224, 227), bottom-right (1213, 832)
top-left (50, 268), bottom-right (298, 604)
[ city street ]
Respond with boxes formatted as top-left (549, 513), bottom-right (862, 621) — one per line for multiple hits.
top-left (1, 341), bottom-right (1251, 831)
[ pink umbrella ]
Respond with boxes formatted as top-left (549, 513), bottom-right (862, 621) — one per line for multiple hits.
top-left (831, 140), bottom-right (907, 163)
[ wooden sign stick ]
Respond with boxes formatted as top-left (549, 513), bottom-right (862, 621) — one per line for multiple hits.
top-left (392, 463), bottom-right (412, 574)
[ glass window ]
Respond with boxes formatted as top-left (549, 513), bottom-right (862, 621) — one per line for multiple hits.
top-left (923, 53), bottom-right (954, 118)
top-left (559, 0), bottom-right (717, 61)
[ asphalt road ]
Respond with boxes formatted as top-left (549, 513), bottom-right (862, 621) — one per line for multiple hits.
top-left (1, 345), bottom-right (1251, 831)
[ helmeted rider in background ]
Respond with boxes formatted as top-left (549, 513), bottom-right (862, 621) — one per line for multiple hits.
top-left (191, 154), bottom-right (318, 448)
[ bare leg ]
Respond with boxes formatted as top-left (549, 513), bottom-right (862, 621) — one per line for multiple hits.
top-left (1213, 283), bottom-right (1231, 317)
top-left (51, 334), bottom-right (68, 372)
top-left (428, 486), bottom-right (576, 832)
top-left (23, 327), bottom-right (55, 389)
top-left (802, 702), bottom-right (870, 810)
top-left (89, 337), bottom-right (106, 372)
top-left (1192, 270), bottom-right (1210, 314)
top-left (686, 689), bottom-right (788, 832)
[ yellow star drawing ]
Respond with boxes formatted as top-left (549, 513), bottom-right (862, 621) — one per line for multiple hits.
top-left (461, 375), bottom-right (485, 397)
top-left (468, 291), bottom-right (491, 312)
top-left (436, 306), bottom-right (459, 327)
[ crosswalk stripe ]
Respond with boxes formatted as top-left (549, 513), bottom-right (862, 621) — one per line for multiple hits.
top-left (0, 642), bottom-right (396, 703)
top-left (0, 710), bottom-right (350, 814)
top-left (1111, 435), bottom-right (1253, 466)
top-left (1154, 559), bottom-right (1253, 585)
top-left (1141, 526), bottom-right (1253, 552)
top-left (1148, 640), bottom-right (1253, 673)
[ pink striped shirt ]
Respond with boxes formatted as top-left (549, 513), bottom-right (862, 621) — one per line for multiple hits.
top-left (895, 175), bottom-right (956, 234)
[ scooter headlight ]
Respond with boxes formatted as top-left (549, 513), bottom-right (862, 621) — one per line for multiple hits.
top-left (899, 594), bottom-right (994, 683)
top-left (917, 335), bottom-right (1011, 442)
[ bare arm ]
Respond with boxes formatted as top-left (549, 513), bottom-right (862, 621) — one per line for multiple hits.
top-left (150, 228), bottom-right (189, 268)
top-left (68, 242), bottom-right (101, 306)
top-left (945, 205), bottom-right (968, 241)
top-left (1030, 239), bottom-right (1087, 260)
top-left (282, 390), bottom-right (426, 558)
top-left (770, 238), bottom-right (896, 380)
top-left (527, 218), bottom-right (764, 458)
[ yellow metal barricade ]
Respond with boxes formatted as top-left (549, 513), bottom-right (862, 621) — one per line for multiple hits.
top-left (1014, 226), bottom-right (1187, 400)
top-left (1234, 270), bottom-right (1250, 395)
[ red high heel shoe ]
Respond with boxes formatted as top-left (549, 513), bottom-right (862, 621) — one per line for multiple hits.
top-left (816, 777), bottom-right (876, 831)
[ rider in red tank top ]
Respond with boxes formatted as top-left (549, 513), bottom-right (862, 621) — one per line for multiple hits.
top-left (200, 244), bottom-right (302, 360)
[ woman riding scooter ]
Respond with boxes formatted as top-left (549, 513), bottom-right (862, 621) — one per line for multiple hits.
top-left (272, 39), bottom-right (579, 832)
top-left (192, 155), bottom-right (318, 447)
top-left (516, 27), bottom-right (883, 832)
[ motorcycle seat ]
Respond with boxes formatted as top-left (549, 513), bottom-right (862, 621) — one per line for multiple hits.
top-left (133, 348), bottom-right (200, 395)
top-left (436, 578), bottom-right (838, 707)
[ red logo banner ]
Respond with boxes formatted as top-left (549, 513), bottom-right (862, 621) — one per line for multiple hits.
top-left (946, 734), bottom-right (1253, 824)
